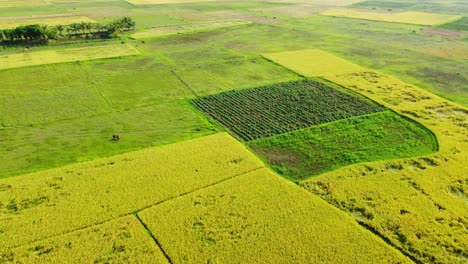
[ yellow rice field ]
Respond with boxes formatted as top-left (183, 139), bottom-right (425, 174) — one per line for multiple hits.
top-left (320, 9), bottom-right (462, 26)
top-left (0, 15), bottom-right (95, 29)
top-left (265, 49), bottom-right (468, 263)
top-left (1, 216), bottom-right (168, 263)
top-left (0, 0), bottom-right (49, 8)
top-left (138, 168), bottom-right (411, 263)
top-left (0, 133), bottom-right (264, 248)
top-left (130, 21), bottom-right (251, 39)
top-left (0, 44), bottom-right (140, 70)
top-left (263, 49), bottom-right (365, 77)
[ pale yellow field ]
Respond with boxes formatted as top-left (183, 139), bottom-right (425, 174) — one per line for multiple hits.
top-left (127, 0), bottom-right (223, 5)
top-left (138, 168), bottom-right (411, 263)
top-left (0, 133), bottom-right (264, 248)
top-left (268, 0), bottom-right (362, 5)
top-left (0, 15), bottom-right (95, 29)
top-left (321, 9), bottom-right (461, 26)
top-left (0, 0), bottom-right (49, 8)
top-left (1, 216), bottom-right (168, 263)
top-left (130, 21), bottom-right (251, 39)
top-left (263, 49), bottom-right (365, 77)
top-left (0, 44), bottom-right (139, 70)
top-left (265, 49), bottom-right (468, 263)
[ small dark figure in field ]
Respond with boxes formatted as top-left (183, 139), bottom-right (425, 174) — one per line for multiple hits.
top-left (112, 134), bottom-right (120, 141)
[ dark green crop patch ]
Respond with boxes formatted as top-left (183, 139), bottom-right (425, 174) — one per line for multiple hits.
top-left (193, 79), bottom-right (384, 141)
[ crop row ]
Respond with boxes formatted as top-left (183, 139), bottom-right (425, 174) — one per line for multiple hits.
top-left (193, 79), bottom-right (384, 141)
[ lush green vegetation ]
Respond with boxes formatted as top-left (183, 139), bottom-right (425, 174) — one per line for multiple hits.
top-left (438, 16), bottom-right (468, 31)
top-left (250, 111), bottom-right (438, 181)
top-left (0, 16), bottom-right (135, 44)
top-left (194, 79), bottom-right (383, 141)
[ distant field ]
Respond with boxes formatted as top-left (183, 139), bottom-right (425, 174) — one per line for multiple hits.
top-left (194, 79), bottom-right (383, 141)
top-left (131, 21), bottom-right (251, 39)
top-left (0, 0), bottom-right (49, 8)
top-left (0, 15), bottom-right (94, 29)
top-left (127, 0), bottom-right (222, 5)
top-left (1, 216), bottom-right (168, 263)
top-left (175, 57), bottom-right (300, 96)
top-left (0, 133), bottom-right (264, 248)
top-left (250, 111), bottom-right (437, 181)
top-left (266, 49), bottom-right (468, 263)
top-left (353, 0), bottom-right (468, 14)
top-left (263, 49), bottom-right (365, 77)
top-left (255, 5), bottom-right (329, 18)
top-left (0, 44), bottom-right (139, 70)
top-left (438, 16), bottom-right (468, 31)
top-left (269, 0), bottom-right (363, 5)
top-left (138, 168), bottom-right (410, 263)
top-left (321, 9), bottom-right (461, 26)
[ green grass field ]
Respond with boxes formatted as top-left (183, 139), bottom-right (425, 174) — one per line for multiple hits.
top-left (250, 111), bottom-right (438, 181)
top-left (131, 21), bottom-right (251, 39)
top-left (438, 16), bottom-right (468, 30)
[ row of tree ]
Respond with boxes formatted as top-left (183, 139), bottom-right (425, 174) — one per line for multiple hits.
top-left (0, 16), bottom-right (136, 45)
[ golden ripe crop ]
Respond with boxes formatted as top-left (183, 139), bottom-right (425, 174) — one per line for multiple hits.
top-left (265, 49), bottom-right (468, 263)
top-left (0, 133), bottom-right (264, 248)
top-left (138, 168), bottom-right (411, 263)
top-left (1, 216), bottom-right (168, 263)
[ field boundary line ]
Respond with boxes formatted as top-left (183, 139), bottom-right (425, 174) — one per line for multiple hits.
top-left (320, 76), bottom-right (440, 152)
top-left (171, 69), bottom-right (199, 97)
top-left (133, 166), bottom-right (265, 213)
top-left (133, 213), bottom-right (173, 264)
top-left (6, 166), bottom-right (264, 249)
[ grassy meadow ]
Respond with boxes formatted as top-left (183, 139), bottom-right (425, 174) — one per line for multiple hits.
top-left (0, 0), bottom-right (467, 262)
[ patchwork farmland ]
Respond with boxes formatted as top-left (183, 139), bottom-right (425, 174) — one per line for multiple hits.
top-left (0, 0), bottom-right (466, 263)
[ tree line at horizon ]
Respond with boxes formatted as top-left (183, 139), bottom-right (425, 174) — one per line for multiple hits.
top-left (0, 16), bottom-right (136, 45)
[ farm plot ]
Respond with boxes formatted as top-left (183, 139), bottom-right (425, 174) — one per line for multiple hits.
top-left (174, 57), bottom-right (300, 96)
top-left (0, 14), bottom-right (94, 29)
top-left (437, 16), bottom-right (468, 31)
top-left (193, 79), bottom-right (384, 141)
top-left (126, 0), bottom-right (226, 5)
top-left (255, 5), bottom-right (329, 18)
top-left (0, 133), bottom-right (264, 248)
top-left (265, 49), bottom-right (468, 263)
top-left (320, 8), bottom-right (461, 26)
top-left (0, 64), bottom-right (112, 127)
top-left (268, 0), bottom-right (363, 5)
top-left (0, 0), bottom-right (49, 8)
top-left (263, 49), bottom-right (365, 77)
top-left (0, 44), bottom-right (139, 70)
top-left (249, 111), bottom-right (437, 181)
top-left (137, 168), bottom-right (411, 263)
top-left (1, 216), bottom-right (168, 263)
top-left (130, 21), bottom-right (251, 39)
